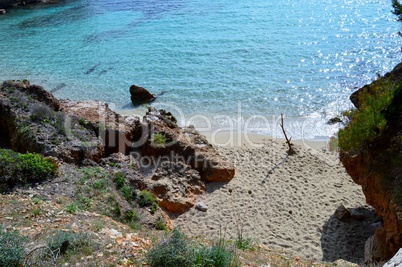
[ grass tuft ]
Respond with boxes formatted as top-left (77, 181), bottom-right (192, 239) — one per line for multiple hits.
top-left (146, 228), bottom-right (239, 267)
top-left (150, 132), bottom-right (167, 148)
top-left (138, 190), bottom-right (158, 214)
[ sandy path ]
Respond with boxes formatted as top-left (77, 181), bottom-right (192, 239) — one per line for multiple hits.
top-left (172, 136), bottom-right (375, 263)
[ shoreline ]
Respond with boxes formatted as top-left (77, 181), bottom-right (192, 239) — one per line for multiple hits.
top-left (118, 107), bottom-right (339, 146)
top-left (202, 131), bottom-right (329, 151)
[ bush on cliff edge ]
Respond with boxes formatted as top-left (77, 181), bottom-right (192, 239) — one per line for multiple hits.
top-left (338, 76), bottom-right (400, 151)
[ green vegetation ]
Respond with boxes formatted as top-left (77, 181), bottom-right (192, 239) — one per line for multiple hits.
top-left (31, 230), bottom-right (102, 265)
top-left (120, 184), bottom-right (136, 202)
top-left (338, 77), bottom-right (399, 151)
top-left (193, 238), bottom-right (240, 267)
top-left (66, 202), bottom-right (79, 214)
top-left (155, 217), bottom-right (168, 231)
top-left (125, 209), bottom-right (141, 222)
top-left (113, 171), bottom-right (126, 189)
top-left (30, 105), bottom-right (54, 122)
top-left (393, 0), bottom-right (402, 24)
top-left (33, 207), bottom-right (41, 216)
top-left (71, 167), bottom-right (145, 230)
top-left (125, 210), bottom-right (141, 229)
top-left (33, 197), bottom-right (44, 205)
top-left (138, 190), bottom-right (158, 214)
top-left (150, 132), bottom-right (167, 147)
top-left (328, 136), bottom-right (339, 152)
top-left (76, 194), bottom-right (92, 210)
top-left (112, 172), bottom-right (136, 202)
top-left (47, 230), bottom-right (99, 255)
top-left (146, 228), bottom-right (239, 267)
top-left (82, 166), bottom-right (108, 181)
top-left (0, 225), bottom-right (27, 267)
top-left (234, 235), bottom-right (253, 251)
top-left (0, 148), bottom-right (57, 188)
top-left (93, 178), bottom-right (107, 190)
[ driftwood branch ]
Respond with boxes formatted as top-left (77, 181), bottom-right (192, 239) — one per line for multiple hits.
top-left (280, 113), bottom-right (295, 155)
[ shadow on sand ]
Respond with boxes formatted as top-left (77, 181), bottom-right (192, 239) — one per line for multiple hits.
top-left (321, 206), bottom-right (381, 264)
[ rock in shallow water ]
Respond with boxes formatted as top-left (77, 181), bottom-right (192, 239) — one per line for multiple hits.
top-left (129, 84), bottom-right (156, 106)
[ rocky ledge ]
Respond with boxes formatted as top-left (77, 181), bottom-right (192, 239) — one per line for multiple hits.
top-left (0, 80), bottom-right (235, 214)
top-left (0, 0), bottom-right (49, 9)
top-left (340, 62), bottom-right (402, 263)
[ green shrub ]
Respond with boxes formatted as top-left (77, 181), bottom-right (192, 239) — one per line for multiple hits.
top-left (33, 197), bottom-right (44, 205)
top-left (125, 209), bottom-right (141, 230)
top-left (66, 202), bottom-right (78, 214)
top-left (33, 207), bottom-right (41, 216)
top-left (0, 148), bottom-right (57, 187)
top-left (0, 225), bottom-right (27, 267)
top-left (146, 228), bottom-right (192, 267)
top-left (121, 185), bottom-right (136, 202)
top-left (93, 178), bottom-right (107, 190)
top-left (150, 132), bottom-right (167, 147)
top-left (155, 217), bottom-right (168, 231)
top-left (146, 228), bottom-right (239, 267)
top-left (113, 172), bottom-right (126, 189)
top-left (193, 238), bottom-right (239, 267)
top-left (338, 77), bottom-right (399, 151)
top-left (138, 190), bottom-right (156, 206)
top-left (234, 236), bottom-right (253, 251)
top-left (46, 230), bottom-right (100, 258)
top-left (77, 194), bottom-right (92, 210)
top-left (82, 166), bottom-right (107, 181)
top-left (138, 190), bottom-right (158, 214)
top-left (19, 152), bottom-right (57, 179)
top-left (125, 210), bottom-right (141, 223)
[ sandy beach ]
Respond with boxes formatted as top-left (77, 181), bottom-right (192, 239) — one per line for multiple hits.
top-left (172, 132), bottom-right (376, 264)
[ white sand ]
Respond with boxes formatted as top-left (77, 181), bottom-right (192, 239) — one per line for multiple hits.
top-left (171, 132), bottom-right (371, 263)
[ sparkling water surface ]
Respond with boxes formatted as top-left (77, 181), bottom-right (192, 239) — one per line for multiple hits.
top-left (0, 0), bottom-right (401, 139)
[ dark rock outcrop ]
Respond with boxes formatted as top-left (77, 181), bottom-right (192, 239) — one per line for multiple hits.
top-left (340, 63), bottom-right (402, 262)
top-left (129, 84), bottom-right (156, 106)
top-left (0, 0), bottom-right (17, 8)
top-left (0, 0), bottom-right (44, 9)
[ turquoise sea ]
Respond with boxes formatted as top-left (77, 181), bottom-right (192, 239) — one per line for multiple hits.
top-left (0, 0), bottom-right (401, 139)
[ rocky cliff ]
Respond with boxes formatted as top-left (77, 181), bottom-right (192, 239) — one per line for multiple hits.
top-left (0, 80), bottom-right (234, 214)
top-left (0, 0), bottom-right (43, 9)
top-left (340, 62), bottom-right (402, 263)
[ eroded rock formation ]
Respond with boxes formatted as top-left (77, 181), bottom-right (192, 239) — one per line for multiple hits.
top-left (141, 107), bottom-right (235, 183)
top-left (151, 161), bottom-right (206, 213)
top-left (340, 62), bottom-right (402, 262)
top-left (0, 80), bottom-right (235, 214)
top-left (0, 80), bottom-right (104, 164)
